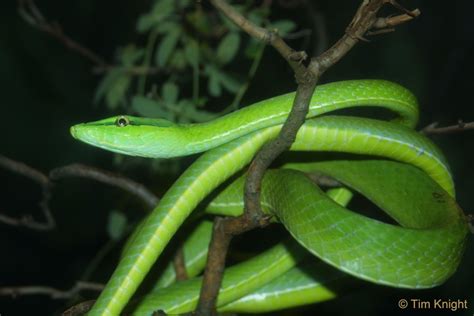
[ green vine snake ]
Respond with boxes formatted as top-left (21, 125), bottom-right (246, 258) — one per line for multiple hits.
top-left (70, 80), bottom-right (468, 316)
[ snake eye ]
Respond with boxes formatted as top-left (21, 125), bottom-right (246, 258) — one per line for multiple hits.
top-left (116, 116), bottom-right (130, 127)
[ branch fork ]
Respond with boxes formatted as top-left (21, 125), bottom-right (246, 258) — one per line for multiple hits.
top-left (194, 1), bottom-right (420, 315)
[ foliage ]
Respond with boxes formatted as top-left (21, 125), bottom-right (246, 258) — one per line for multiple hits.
top-left (93, 0), bottom-right (296, 174)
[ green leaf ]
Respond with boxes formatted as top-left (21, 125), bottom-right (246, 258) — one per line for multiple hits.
top-left (219, 14), bottom-right (240, 32)
top-left (94, 68), bottom-right (125, 105)
top-left (107, 210), bottom-right (127, 241)
top-left (131, 96), bottom-right (167, 118)
top-left (105, 73), bottom-right (131, 109)
top-left (169, 49), bottom-right (187, 70)
top-left (208, 71), bottom-right (222, 97)
top-left (219, 71), bottom-right (240, 93)
top-left (179, 99), bottom-right (217, 123)
top-left (186, 10), bottom-right (214, 35)
top-left (217, 32), bottom-right (240, 65)
top-left (271, 20), bottom-right (297, 36)
top-left (156, 28), bottom-right (181, 67)
top-left (162, 82), bottom-right (179, 104)
top-left (155, 21), bottom-right (180, 34)
top-left (244, 39), bottom-right (262, 59)
top-left (247, 8), bottom-right (267, 26)
top-left (177, 0), bottom-right (191, 9)
top-left (136, 0), bottom-right (175, 33)
top-left (120, 45), bottom-right (145, 66)
top-left (184, 39), bottom-right (199, 67)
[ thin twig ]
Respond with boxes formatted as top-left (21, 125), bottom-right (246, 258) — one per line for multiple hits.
top-left (0, 154), bottom-right (55, 231)
top-left (210, 0), bottom-right (307, 73)
top-left (17, 0), bottom-right (108, 67)
top-left (420, 120), bottom-right (474, 135)
top-left (307, 173), bottom-right (341, 187)
top-left (0, 156), bottom-right (159, 231)
top-left (0, 281), bottom-right (103, 299)
top-left (62, 300), bottom-right (96, 316)
top-left (17, 0), bottom-right (161, 77)
top-left (50, 163), bottom-right (159, 209)
top-left (196, 1), bottom-right (419, 315)
top-left (173, 247), bottom-right (189, 281)
top-left (220, 44), bottom-right (266, 115)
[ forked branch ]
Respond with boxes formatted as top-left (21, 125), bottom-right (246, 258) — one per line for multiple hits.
top-left (195, 1), bottom-right (420, 315)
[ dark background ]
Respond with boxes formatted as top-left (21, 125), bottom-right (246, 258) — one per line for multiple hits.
top-left (1, 0), bottom-right (473, 315)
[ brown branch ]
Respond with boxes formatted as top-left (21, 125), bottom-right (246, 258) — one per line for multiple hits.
top-left (17, 0), bottom-right (160, 76)
top-left (0, 281), bottom-right (103, 299)
top-left (0, 156), bottom-right (159, 231)
top-left (62, 300), bottom-right (96, 316)
top-left (420, 120), bottom-right (474, 135)
top-left (173, 247), bottom-right (188, 281)
top-left (196, 1), bottom-right (419, 315)
top-left (0, 154), bottom-right (55, 231)
top-left (307, 173), bottom-right (341, 187)
top-left (209, 0), bottom-right (308, 73)
top-left (17, 0), bottom-right (108, 67)
top-left (195, 217), bottom-right (232, 315)
top-left (50, 163), bottom-right (159, 209)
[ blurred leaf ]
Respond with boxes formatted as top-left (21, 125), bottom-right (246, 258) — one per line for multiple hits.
top-left (106, 73), bottom-right (131, 109)
top-left (184, 39), bottom-right (199, 67)
top-left (95, 68), bottom-right (130, 109)
top-left (177, 0), bottom-right (191, 9)
top-left (120, 45), bottom-right (145, 66)
top-left (94, 68), bottom-right (125, 104)
top-left (131, 96), bottom-right (167, 118)
top-left (179, 99), bottom-right (217, 122)
top-left (107, 210), bottom-right (127, 241)
top-left (169, 49), bottom-right (187, 70)
top-left (195, 97), bottom-right (208, 108)
top-left (217, 32), bottom-right (240, 65)
top-left (208, 69), bottom-right (222, 97)
top-left (245, 39), bottom-right (262, 59)
top-left (205, 65), bottom-right (240, 96)
top-left (156, 28), bottom-right (181, 67)
top-left (219, 14), bottom-right (240, 32)
top-left (155, 21), bottom-right (180, 34)
top-left (186, 10), bottom-right (214, 34)
top-left (152, 158), bottom-right (181, 175)
top-left (162, 82), bottom-right (179, 104)
top-left (136, 0), bottom-right (175, 33)
top-left (247, 8), bottom-right (268, 26)
top-left (271, 20), bottom-right (297, 36)
top-left (219, 71), bottom-right (240, 93)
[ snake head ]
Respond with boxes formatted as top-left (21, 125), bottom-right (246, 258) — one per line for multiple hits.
top-left (70, 115), bottom-right (184, 158)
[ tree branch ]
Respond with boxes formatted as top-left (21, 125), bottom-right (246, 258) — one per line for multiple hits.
top-left (17, 0), bottom-right (108, 67)
top-left (0, 156), bottom-right (159, 231)
top-left (420, 120), bottom-right (474, 135)
top-left (0, 154), bottom-right (54, 231)
top-left (172, 247), bottom-right (189, 281)
top-left (195, 1), bottom-right (419, 315)
top-left (0, 281), bottom-right (103, 299)
top-left (62, 300), bottom-right (96, 316)
top-left (209, 0), bottom-right (308, 73)
top-left (50, 163), bottom-right (159, 209)
top-left (17, 0), bottom-right (160, 76)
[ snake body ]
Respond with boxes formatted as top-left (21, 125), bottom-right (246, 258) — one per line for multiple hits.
top-left (70, 80), bottom-right (468, 316)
